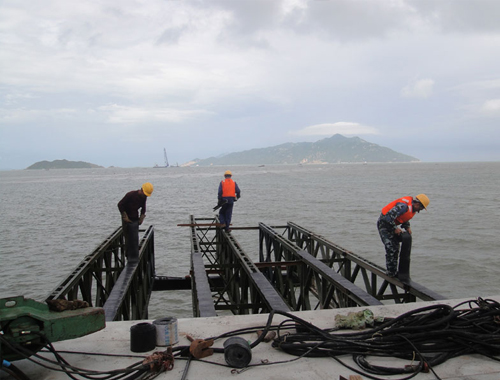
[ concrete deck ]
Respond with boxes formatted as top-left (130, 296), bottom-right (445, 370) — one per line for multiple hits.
top-left (13, 296), bottom-right (500, 380)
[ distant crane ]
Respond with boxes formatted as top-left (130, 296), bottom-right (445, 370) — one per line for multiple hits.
top-left (154, 148), bottom-right (170, 168)
top-left (163, 148), bottom-right (169, 167)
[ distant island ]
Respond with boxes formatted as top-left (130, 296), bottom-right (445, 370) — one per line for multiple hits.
top-left (26, 159), bottom-right (103, 170)
top-left (188, 134), bottom-right (419, 166)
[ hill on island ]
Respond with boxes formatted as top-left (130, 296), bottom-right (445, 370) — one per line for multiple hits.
top-left (189, 134), bottom-right (418, 166)
top-left (26, 159), bottom-right (103, 170)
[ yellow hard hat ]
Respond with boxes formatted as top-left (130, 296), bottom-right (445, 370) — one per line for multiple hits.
top-left (416, 194), bottom-right (429, 209)
top-left (224, 170), bottom-right (232, 176)
top-left (142, 182), bottom-right (154, 197)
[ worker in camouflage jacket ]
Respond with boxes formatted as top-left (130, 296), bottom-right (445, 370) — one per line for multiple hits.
top-left (377, 194), bottom-right (429, 277)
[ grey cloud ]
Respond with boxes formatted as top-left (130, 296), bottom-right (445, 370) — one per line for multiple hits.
top-left (208, 0), bottom-right (284, 34)
top-left (196, 0), bottom-right (414, 42)
top-left (407, 0), bottom-right (500, 34)
top-left (156, 26), bottom-right (186, 45)
top-left (201, 0), bottom-right (500, 42)
top-left (286, 1), bottom-right (411, 41)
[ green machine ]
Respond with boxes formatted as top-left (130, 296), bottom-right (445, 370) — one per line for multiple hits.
top-left (0, 296), bottom-right (106, 362)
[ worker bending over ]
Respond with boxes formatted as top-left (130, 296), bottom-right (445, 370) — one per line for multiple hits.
top-left (118, 182), bottom-right (153, 262)
top-left (377, 194), bottom-right (429, 278)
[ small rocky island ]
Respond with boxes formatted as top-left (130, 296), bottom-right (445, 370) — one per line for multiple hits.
top-left (26, 159), bottom-right (103, 170)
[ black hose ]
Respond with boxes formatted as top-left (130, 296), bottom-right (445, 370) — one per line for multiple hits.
top-left (3, 298), bottom-right (498, 380)
top-left (266, 299), bottom-right (500, 379)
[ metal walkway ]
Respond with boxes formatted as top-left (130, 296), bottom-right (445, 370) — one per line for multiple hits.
top-left (189, 217), bottom-right (445, 317)
top-left (46, 217), bottom-right (445, 321)
top-left (46, 226), bottom-right (156, 321)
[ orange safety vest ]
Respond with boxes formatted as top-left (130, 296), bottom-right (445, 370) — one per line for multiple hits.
top-left (221, 178), bottom-right (236, 198)
top-left (381, 196), bottom-right (416, 225)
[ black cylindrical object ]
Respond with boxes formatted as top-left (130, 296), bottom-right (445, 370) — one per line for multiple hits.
top-left (398, 231), bottom-right (412, 282)
top-left (130, 322), bottom-right (156, 352)
top-left (223, 337), bottom-right (252, 368)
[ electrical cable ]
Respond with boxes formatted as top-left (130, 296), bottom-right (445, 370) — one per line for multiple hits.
top-left (169, 300), bottom-right (500, 379)
top-left (3, 298), bottom-right (498, 380)
top-left (1, 360), bottom-right (31, 380)
top-left (264, 298), bottom-right (500, 379)
top-left (0, 333), bottom-right (153, 380)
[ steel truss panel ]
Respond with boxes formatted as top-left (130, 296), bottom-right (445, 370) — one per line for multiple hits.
top-left (103, 226), bottom-right (156, 321)
top-left (46, 227), bottom-right (125, 305)
top-left (217, 229), bottom-right (290, 314)
top-left (48, 215), bottom-right (445, 324)
top-left (189, 216), bottom-right (290, 316)
top-left (259, 223), bottom-right (382, 309)
top-left (286, 222), bottom-right (445, 303)
top-left (190, 216), bottom-right (217, 317)
top-left (46, 226), bottom-right (156, 322)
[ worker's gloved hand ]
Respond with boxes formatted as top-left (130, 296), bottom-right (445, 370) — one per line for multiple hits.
top-left (139, 214), bottom-right (146, 225)
top-left (121, 212), bottom-right (131, 223)
top-left (394, 228), bottom-right (402, 235)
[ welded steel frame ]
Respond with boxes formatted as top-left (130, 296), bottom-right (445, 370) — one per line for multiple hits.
top-left (286, 222), bottom-right (445, 303)
top-left (46, 227), bottom-right (125, 305)
top-left (46, 226), bottom-right (156, 321)
top-left (259, 223), bottom-right (382, 310)
top-left (189, 216), bottom-right (289, 315)
top-left (190, 215), bottom-right (217, 317)
top-left (215, 227), bottom-right (290, 314)
top-left (103, 226), bottom-right (156, 321)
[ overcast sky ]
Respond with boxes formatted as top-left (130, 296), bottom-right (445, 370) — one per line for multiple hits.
top-left (1, 0), bottom-right (500, 169)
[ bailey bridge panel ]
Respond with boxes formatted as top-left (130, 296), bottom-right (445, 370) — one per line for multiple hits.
top-left (45, 217), bottom-right (445, 321)
top-left (286, 222), bottom-right (445, 302)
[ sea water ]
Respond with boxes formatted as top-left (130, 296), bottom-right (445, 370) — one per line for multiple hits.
top-left (0, 162), bottom-right (499, 319)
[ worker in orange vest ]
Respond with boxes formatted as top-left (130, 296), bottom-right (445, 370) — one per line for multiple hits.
top-left (377, 194), bottom-right (429, 278)
top-left (217, 170), bottom-right (241, 232)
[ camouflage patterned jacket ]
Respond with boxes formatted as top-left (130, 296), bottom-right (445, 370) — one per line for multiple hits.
top-left (378, 202), bottom-right (412, 230)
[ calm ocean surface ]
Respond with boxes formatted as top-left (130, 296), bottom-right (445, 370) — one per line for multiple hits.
top-left (1, 162), bottom-right (499, 319)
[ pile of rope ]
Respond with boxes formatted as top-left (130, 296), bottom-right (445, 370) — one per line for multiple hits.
top-left (267, 298), bottom-right (500, 379)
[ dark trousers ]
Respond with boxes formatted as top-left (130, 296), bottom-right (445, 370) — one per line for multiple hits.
top-left (377, 220), bottom-right (412, 278)
top-left (123, 220), bottom-right (139, 262)
top-left (398, 232), bottom-right (412, 281)
top-left (219, 202), bottom-right (234, 231)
